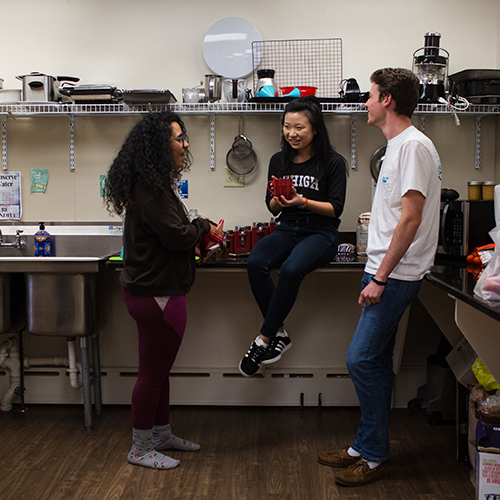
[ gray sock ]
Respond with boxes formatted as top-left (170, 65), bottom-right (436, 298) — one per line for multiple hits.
top-left (153, 423), bottom-right (201, 452)
top-left (128, 428), bottom-right (180, 469)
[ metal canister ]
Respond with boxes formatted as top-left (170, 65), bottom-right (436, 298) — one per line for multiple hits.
top-left (356, 212), bottom-right (370, 262)
top-left (226, 230), bottom-right (235, 255)
top-left (251, 222), bottom-right (269, 249)
top-left (234, 226), bottom-right (252, 255)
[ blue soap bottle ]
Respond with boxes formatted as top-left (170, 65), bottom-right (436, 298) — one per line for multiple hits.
top-left (34, 222), bottom-right (51, 257)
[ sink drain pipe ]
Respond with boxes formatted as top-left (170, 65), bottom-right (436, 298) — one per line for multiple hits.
top-left (66, 338), bottom-right (83, 389)
top-left (0, 336), bottom-right (83, 411)
top-left (22, 339), bottom-right (83, 389)
top-left (0, 336), bottom-right (21, 412)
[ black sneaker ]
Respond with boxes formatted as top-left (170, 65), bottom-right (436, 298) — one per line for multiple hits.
top-left (239, 339), bottom-right (269, 377)
top-left (261, 336), bottom-right (292, 365)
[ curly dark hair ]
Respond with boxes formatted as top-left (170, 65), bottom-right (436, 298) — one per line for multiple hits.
top-left (104, 112), bottom-right (192, 216)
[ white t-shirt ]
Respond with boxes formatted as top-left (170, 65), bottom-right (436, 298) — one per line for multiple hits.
top-left (365, 126), bottom-right (442, 281)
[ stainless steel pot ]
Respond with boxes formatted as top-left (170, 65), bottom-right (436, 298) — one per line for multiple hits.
top-left (204, 74), bottom-right (223, 102)
top-left (0, 89), bottom-right (22, 103)
top-left (16, 72), bottom-right (80, 102)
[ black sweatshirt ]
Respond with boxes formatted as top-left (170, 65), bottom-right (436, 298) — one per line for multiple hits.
top-left (120, 182), bottom-right (211, 297)
top-left (266, 151), bottom-right (347, 230)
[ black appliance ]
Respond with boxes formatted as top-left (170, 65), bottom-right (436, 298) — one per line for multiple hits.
top-left (412, 32), bottom-right (449, 103)
top-left (437, 200), bottom-right (495, 257)
top-left (448, 69), bottom-right (500, 104)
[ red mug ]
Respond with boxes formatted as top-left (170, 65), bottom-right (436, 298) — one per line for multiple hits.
top-left (267, 178), bottom-right (293, 200)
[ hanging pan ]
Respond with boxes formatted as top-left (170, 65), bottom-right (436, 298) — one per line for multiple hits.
top-left (370, 145), bottom-right (386, 182)
top-left (226, 116), bottom-right (258, 176)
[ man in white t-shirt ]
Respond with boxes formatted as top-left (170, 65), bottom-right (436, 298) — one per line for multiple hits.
top-left (318, 68), bottom-right (442, 486)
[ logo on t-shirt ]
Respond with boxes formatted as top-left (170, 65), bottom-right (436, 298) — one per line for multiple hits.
top-left (284, 175), bottom-right (320, 191)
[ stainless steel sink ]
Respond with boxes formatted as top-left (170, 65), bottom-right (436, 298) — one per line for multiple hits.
top-left (25, 270), bottom-right (112, 336)
top-left (0, 223), bottom-right (122, 429)
top-left (0, 223), bottom-right (122, 335)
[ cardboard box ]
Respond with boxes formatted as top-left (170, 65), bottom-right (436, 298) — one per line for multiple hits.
top-left (446, 337), bottom-right (478, 387)
top-left (476, 451), bottom-right (500, 499)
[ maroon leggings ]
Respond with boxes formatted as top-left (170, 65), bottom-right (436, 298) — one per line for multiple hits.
top-left (122, 288), bottom-right (187, 430)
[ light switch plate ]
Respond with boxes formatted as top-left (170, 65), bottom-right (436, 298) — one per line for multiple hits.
top-left (223, 167), bottom-right (245, 187)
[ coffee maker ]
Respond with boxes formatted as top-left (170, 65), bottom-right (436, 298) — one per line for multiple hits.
top-left (412, 32), bottom-right (449, 103)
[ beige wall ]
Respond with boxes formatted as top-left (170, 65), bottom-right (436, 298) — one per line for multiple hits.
top-left (1, 0), bottom-right (499, 229)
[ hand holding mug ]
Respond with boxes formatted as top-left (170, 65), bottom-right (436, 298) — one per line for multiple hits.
top-left (267, 176), bottom-right (293, 201)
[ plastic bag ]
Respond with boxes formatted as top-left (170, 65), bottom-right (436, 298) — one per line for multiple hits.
top-left (466, 243), bottom-right (495, 267)
top-left (474, 225), bottom-right (500, 301)
top-left (472, 358), bottom-right (500, 392)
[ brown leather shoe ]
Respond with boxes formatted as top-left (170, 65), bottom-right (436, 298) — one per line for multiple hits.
top-left (318, 446), bottom-right (360, 468)
top-left (334, 459), bottom-right (391, 486)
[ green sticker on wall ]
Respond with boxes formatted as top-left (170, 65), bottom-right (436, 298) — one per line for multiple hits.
top-left (31, 168), bottom-right (48, 193)
top-left (100, 175), bottom-right (107, 197)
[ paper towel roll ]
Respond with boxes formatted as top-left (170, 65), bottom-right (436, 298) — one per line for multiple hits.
top-left (495, 185), bottom-right (500, 224)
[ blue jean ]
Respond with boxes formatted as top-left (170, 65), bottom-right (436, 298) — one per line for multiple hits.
top-left (247, 220), bottom-right (339, 338)
top-left (346, 272), bottom-right (421, 462)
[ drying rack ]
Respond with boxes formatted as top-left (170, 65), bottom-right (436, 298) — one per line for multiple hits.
top-left (251, 38), bottom-right (343, 98)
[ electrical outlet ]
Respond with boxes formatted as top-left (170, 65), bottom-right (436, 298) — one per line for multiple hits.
top-left (223, 167), bottom-right (245, 187)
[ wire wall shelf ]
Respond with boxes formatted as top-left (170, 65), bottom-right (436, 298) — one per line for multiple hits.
top-left (1, 102), bottom-right (500, 116)
top-left (251, 38), bottom-right (343, 98)
top-left (0, 101), bottom-right (497, 172)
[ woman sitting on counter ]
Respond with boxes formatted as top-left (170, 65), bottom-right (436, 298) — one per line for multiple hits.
top-left (105, 112), bottom-right (220, 470)
top-left (239, 96), bottom-right (348, 377)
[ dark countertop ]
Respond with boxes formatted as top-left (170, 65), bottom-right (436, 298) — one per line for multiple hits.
top-left (201, 258), bottom-right (500, 321)
top-left (426, 257), bottom-right (500, 322)
top-left (106, 253), bottom-right (500, 322)
top-left (199, 257), bottom-right (365, 270)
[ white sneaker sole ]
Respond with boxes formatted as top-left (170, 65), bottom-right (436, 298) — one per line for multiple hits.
top-left (261, 341), bottom-right (292, 365)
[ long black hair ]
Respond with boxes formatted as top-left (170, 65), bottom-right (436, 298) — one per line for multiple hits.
top-left (104, 112), bottom-right (192, 216)
top-left (279, 95), bottom-right (344, 177)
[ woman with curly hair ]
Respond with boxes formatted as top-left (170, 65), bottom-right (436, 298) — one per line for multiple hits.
top-left (105, 112), bottom-right (219, 470)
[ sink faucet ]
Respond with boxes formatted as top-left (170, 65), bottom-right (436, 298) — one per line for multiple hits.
top-left (0, 229), bottom-right (26, 249)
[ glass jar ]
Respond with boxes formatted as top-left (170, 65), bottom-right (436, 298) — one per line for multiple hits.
top-left (356, 212), bottom-right (371, 261)
top-left (467, 181), bottom-right (482, 201)
top-left (482, 181), bottom-right (496, 201)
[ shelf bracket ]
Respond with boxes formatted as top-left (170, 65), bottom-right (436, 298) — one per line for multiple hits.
top-left (350, 114), bottom-right (356, 170)
top-left (419, 115), bottom-right (426, 134)
top-left (475, 115), bottom-right (482, 170)
top-left (210, 113), bottom-right (215, 170)
top-left (69, 114), bottom-right (75, 171)
top-left (2, 116), bottom-right (7, 171)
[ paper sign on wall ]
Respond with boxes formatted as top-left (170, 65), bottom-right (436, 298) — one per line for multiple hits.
top-left (0, 171), bottom-right (22, 220)
top-left (100, 175), bottom-right (107, 197)
top-left (176, 180), bottom-right (188, 199)
top-left (31, 168), bottom-right (48, 193)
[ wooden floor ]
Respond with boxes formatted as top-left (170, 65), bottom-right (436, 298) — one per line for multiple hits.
top-left (0, 404), bottom-right (474, 500)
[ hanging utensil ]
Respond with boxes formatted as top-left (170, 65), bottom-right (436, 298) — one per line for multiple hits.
top-left (226, 115), bottom-right (257, 176)
top-left (370, 146), bottom-right (386, 182)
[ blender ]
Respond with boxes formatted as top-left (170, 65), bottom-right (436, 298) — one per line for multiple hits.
top-left (412, 32), bottom-right (449, 103)
top-left (256, 69), bottom-right (278, 98)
